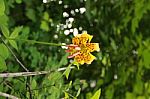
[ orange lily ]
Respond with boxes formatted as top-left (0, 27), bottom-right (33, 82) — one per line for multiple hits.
top-left (66, 31), bottom-right (100, 64)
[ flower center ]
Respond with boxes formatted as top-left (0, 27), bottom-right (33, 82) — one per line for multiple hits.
top-left (80, 44), bottom-right (89, 54)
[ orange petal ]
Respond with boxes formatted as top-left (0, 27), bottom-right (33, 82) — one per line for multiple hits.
top-left (74, 53), bottom-right (96, 64)
top-left (85, 43), bottom-right (100, 52)
top-left (72, 32), bottom-right (93, 45)
top-left (80, 31), bottom-right (93, 42)
top-left (74, 53), bottom-right (85, 64)
top-left (72, 37), bottom-right (80, 45)
top-left (84, 53), bottom-right (96, 64)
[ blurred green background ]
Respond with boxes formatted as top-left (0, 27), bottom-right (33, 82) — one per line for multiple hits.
top-left (0, 0), bottom-right (150, 99)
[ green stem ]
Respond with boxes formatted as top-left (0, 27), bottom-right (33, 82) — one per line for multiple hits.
top-left (7, 38), bottom-right (66, 46)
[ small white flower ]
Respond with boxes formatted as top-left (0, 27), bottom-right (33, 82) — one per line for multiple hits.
top-left (63, 12), bottom-right (69, 17)
top-left (73, 28), bottom-right (78, 36)
top-left (75, 9), bottom-right (79, 13)
top-left (43, 0), bottom-right (48, 3)
top-left (54, 34), bottom-right (58, 39)
top-left (69, 29), bottom-right (73, 33)
top-left (114, 74), bottom-right (118, 80)
top-left (79, 27), bottom-right (83, 31)
top-left (69, 17), bottom-right (74, 23)
top-left (79, 7), bottom-right (86, 14)
top-left (64, 30), bottom-right (70, 35)
top-left (70, 10), bottom-right (75, 15)
top-left (59, 1), bottom-right (62, 4)
top-left (68, 24), bottom-right (72, 28)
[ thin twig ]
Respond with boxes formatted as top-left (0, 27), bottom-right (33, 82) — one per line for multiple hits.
top-left (1, 38), bottom-right (29, 72)
top-left (0, 71), bottom-right (50, 77)
top-left (0, 92), bottom-right (19, 99)
top-left (27, 77), bottom-right (33, 99)
top-left (57, 66), bottom-right (75, 71)
top-left (4, 81), bottom-right (13, 90)
top-left (0, 66), bottom-right (75, 78)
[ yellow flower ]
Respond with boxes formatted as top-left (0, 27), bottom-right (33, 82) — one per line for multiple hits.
top-left (66, 31), bottom-right (100, 65)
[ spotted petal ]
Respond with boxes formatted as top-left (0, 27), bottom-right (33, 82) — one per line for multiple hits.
top-left (80, 31), bottom-right (93, 42)
top-left (72, 37), bottom-right (80, 45)
top-left (74, 53), bottom-right (96, 65)
top-left (85, 43), bottom-right (100, 52)
top-left (72, 31), bottom-right (93, 45)
top-left (84, 53), bottom-right (96, 64)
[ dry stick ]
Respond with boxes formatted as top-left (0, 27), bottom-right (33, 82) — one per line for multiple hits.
top-left (0, 66), bottom-right (75, 78)
top-left (0, 92), bottom-right (19, 99)
top-left (1, 38), bottom-right (29, 72)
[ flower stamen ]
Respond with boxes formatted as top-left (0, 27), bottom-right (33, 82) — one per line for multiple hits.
top-left (68, 52), bottom-right (80, 58)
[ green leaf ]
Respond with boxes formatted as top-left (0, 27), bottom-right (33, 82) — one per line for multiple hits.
top-left (64, 92), bottom-right (69, 99)
top-left (105, 78), bottom-right (114, 99)
top-left (125, 92), bottom-right (136, 99)
top-left (0, 0), bottom-right (5, 16)
top-left (143, 49), bottom-right (150, 69)
top-left (0, 24), bottom-right (9, 37)
top-left (102, 56), bottom-right (107, 65)
top-left (43, 12), bottom-right (49, 21)
top-left (86, 92), bottom-right (92, 99)
top-left (0, 14), bottom-right (8, 26)
top-left (0, 56), bottom-right (7, 72)
top-left (15, 0), bottom-right (22, 4)
top-left (146, 82), bottom-right (150, 94)
top-left (91, 89), bottom-right (101, 99)
top-left (68, 81), bottom-right (72, 88)
top-left (40, 20), bottom-right (49, 31)
top-left (76, 88), bottom-right (81, 97)
top-left (31, 79), bottom-right (37, 89)
top-left (9, 40), bottom-right (18, 50)
top-left (63, 64), bottom-right (71, 79)
top-left (26, 8), bottom-right (36, 22)
top-left (0, 43), bottom-right (9, 60)
top-left (133, 80), bottom-right (143, 94)
top-left (110, 38), bottom-right (117, 50)
top-left (137, 96), bottom-right (146, 99)
top-left (73, 61), bottom-right (80, 70)
top-left (10, 26), bottom-right (23, 38)
top-left (48, 72), bottom-right (62, 85)
top-left (131, 18), bottom-right (138, 33)
top-left (59, 53), bottom-right (68, 66)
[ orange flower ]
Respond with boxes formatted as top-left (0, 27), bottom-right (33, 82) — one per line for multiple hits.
top-left (66, 31), bottom-right (100, 64)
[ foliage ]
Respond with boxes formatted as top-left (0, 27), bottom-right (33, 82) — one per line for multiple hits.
top-left (0, 0), bottom-right (150, 99)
